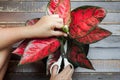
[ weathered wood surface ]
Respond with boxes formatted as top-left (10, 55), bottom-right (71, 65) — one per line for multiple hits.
top-left (6, 60), bottom-right (120, 73)
top-left (0, 13), bottom-right (120, 24)
top-left (0, 0), bottom-right (120, 1)
top-left (4, 73), bottom-right (120, 80)
top-left (0, 1), bottom-right (119, 12)
top-left (0, 0), bottom-right (120, 80)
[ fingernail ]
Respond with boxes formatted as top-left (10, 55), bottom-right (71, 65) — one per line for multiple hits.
top-left (64, 34), bottom-right (68, 37)
top-left (53, 65), bottom-right (58, 69)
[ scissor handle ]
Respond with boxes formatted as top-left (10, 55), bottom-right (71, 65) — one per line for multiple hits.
top-left (50, 56), bottom-right (62, 74)
top-left (64, 58), bottom-right (74, 69)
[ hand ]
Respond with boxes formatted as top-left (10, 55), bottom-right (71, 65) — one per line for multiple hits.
top-left (28, 14), bottom-right (67, 38)
top-left (50, 65), bottom-right (74, 80)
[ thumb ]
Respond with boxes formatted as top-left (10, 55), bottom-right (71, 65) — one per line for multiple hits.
top-left (52, 31), bottom-right (67, 37)
top-left (51, 65), bottom-right (58, 77)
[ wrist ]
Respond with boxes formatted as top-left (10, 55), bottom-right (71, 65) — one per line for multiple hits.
top-left (21, 26), bottom-right (35, 39)
top-left (22, 25), bottom-right (43, 39)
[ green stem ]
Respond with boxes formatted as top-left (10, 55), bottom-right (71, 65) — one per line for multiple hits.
top-left (59, 37), bottom-right (66, 56)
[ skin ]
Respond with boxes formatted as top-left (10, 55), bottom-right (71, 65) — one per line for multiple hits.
top-left (0, 48), bottom-right (11, 80)
top-left (0, 14), bottom-right (74, 80)
top-left (0, 14), bottom-right (67, 50)
top-left (50, 65), bottom-right (74, 80)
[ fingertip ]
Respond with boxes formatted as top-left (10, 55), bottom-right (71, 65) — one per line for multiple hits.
top-left (52, 14), bottom-right (59, 17)
top-left (53, 65), bottom-right (58, 70)
top-left (51, 65), bottom-right (58, 76)
top-left (69, 68), bottom-right (74, 75)
top-left (65, 65), bottom-right (74, 71)
top-left (63, 33), bottom-right (68, 37)
top-left (52, 31), bottom-right (66, 37)
top-left (66, 65), bottom-right (71, 69)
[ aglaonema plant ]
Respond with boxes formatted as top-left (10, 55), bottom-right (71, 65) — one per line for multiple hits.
top-left (13, 0), bottom-right (111, 72)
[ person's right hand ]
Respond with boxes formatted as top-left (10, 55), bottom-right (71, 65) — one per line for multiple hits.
top-left (50, 65), bottom-right (74, 80)
top-left (26, 14), bottom-right (67, 38)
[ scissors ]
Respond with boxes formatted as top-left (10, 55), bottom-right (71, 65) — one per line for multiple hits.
top-left (50, 41), bottom-right (73, 74)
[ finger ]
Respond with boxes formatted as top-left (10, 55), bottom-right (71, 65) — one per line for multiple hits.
top-left (53, 23), bottom-right (63, 29)
top-left (51, 65), bottom-right (58, 77)
top-left (66, 68), bottom-right (74, 78)
top-left (51, 14), bottom-right (59, 18)
top-left (55, 18), bottom-right (63, 24)
top-left (60, 65), bottom-right (72, 74)
top-left (52, 31), bottom-right (67, 37)
top-left (69, 78), bottom-right (72, 80)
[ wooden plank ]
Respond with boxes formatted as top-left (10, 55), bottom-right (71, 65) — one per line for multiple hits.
top-left (0, 12), bottom-right (45, 23)
top-left (4, 73), bottom-right (120, 80)
top-left (99, 25), bottom-right (120, 36)
top-left (0, 24), bottom-right (120, 36)
top-left (7, 60), bottom-right (120, 73)
top-left (75, 60), bottom-right (120, 72)
top-left (0, 2), bottom-right (120, 12)
top-left (0, 23), bottom-right (120, 36)
top-left (4, 73), bottom-right (49, 80)
top-left (7, 61), bottom-right (46, 73)
top-left (9, 47), bottom-right (120, 60)
top-left (12, 36), bottom-right (120, 48)
top-left (10, 47), bottom-right (120, 60)
top-left (0, 12), bottom-right (120, 24)
top-left (1, 0), bottom-right (120, 1)
top-left (0, 1), bottom-right (47, 12)
top-left (88, 47), bottom-right (120, 59)
top-left (0, 22), bottom-right (120, 36)
top-left (0, 24), bottom-right (24, 28)
top-left (103, 13), bottom-right (120, 24)
top-left (72, 73), bottom-right (120, 80)
top-left (90, 35), bottom-right (120, 47)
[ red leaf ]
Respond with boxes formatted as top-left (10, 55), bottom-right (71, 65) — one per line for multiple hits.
top-left (13, 39), bottom-right (31, 56)
top-left (67, 44), bottom-right (94, 69)
top-left (19, 38), bottom-right (60, 65)
top-left (77, 53), bottom-right (94, 69)
top-left (70, 6), bottom-right (107, 38)
top-left (48, 0), bottom-right (71, 25)
top-left (94, 8), bottom-right (106, 20)
top-left (76, 27), bottom-right (112, 44)
top-left (26, 18), bottom-right (40, 26)
top-left (47, 0), bottom-right (60, 14)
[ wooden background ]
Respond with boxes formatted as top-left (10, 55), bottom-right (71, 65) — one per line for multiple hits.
top-left (0, 0), bottom-right (120, 80)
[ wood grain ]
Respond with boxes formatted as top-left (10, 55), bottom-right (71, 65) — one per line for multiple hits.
top-left (4, 73), bottom-right (120, 80)
top-left (7, 60), bottom-right (120, 73)
top-left (0, 1), bottom-right (120, 79)
top-left (88, 47), bottom-right (120, 59)
top-left (0, 0), bottom-right (119, 2)
top-left (75, 60), bottom-right (120, 72)
top-left (0, 2), bottom-right (120, 12)
top-left (0, 12), bottom-right (119, 25)
top-left (7, 60), bottom-right (46, 73)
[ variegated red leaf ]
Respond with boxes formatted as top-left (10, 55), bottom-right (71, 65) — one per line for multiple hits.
top-left (70, 6), bottom-right (106, 38)
top-left (48, 0), bottom-right (71, 25)
top-left (67, 43), bottom-right (94, 69)
top-left (47, 0), bottom-right (60, 14)
top-left (76, 27), bottom-right (112, 44)
top-left (13, 39), bottom-right (31, 56)
top-left (19, 38), bottom-right (60, 65)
